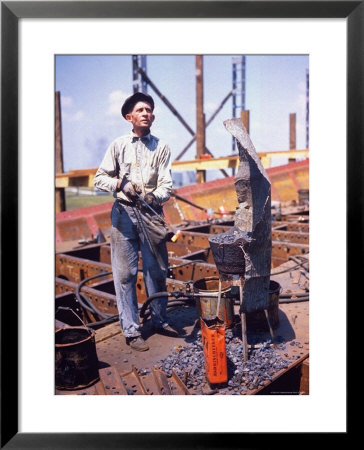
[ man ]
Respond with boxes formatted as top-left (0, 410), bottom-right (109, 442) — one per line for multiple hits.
top-left (94, 92), bottom-right (177, 352)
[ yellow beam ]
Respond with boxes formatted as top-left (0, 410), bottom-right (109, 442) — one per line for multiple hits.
top-left (258, 149), bottom-right (308, 159)
top-left (172, 155), bottom-right (238, 171)
top-left (55, 150), bottom-right (309, 188)
top-left (171, 149), bottom-right (308, 171)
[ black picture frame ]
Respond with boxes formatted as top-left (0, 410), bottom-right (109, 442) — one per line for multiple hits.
top-left (1, 1), bottom-right (359, 448)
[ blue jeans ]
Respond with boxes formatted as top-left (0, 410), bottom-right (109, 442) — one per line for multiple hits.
top-left (110, 201), bottom-right (169, 338)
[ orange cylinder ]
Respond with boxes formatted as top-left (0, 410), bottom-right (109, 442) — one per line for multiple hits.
top-left (200, 317), bottom-right (228, 384)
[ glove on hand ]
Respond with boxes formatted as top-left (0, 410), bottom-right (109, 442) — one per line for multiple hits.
top-left (144, 192), bottom-right (159, 209)
top-left (120, 179), bottom-right (138, 200)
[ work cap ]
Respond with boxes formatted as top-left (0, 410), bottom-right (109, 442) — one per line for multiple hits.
top-left (121, 92), bottom-right (155, 118)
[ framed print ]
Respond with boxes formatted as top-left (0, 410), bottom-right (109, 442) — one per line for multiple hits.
top-left (1, 0), bottom-right (360, 447)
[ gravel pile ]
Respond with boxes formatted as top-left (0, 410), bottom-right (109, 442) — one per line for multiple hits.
top-left (155, 329), bottom-right (302, 394)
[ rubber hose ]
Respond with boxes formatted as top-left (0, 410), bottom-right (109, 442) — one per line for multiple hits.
top-left (76, 271), bottom-right (114, 319)
top-left (139, 291), bottom-right (195, 319)
top-left (168, 260), bottom-right (206, 269)
top-left (279, 297), bottom-right (309, 303)
top-left (270, 262), bottom-right (309, 276)
top-left (74, 291), bottom-right (98, 315)
top-left (233, 295), bottom-right (309, 305)
top-left (76, 289), bottom-right (112, 320)
top-left (288, 255), bottom-right (309, 270)
top-left (86, 314), bottom-right (119, 329)
top-left (139, 291), bottom-right (176, 319)
top-left (140, 299), bottom-right (192, 320)
top-left (280, 292), bottom-right (309, 298)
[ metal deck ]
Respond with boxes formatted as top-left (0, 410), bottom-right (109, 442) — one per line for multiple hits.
top-left (55, 206), bottom-right (309, 396)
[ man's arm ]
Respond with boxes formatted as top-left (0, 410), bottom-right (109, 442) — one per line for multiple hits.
top-left (151, 144), bottom-right (173, 204)
top-left (94, 142), bottom-right (119, 193)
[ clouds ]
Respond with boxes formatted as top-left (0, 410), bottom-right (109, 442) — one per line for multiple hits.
top-left (60, 94), bottom-right (85, 122)
top-left (56, 55), bottom-right (309, 172)
top-left (63, 110), bottom-right (85, 122)
top-left (107, 89), bottom-right (130, 118)
top-left (60, 95), bottom-right (73, 107)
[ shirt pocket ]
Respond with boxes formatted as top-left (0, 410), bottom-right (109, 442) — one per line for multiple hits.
top-left (145, 165), bottom-right (159, 188)
top-left (118, 162), bottom-right (131, 179)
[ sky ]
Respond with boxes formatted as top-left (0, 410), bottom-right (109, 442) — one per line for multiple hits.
top-left (55, 54), bottom-right (309, 183)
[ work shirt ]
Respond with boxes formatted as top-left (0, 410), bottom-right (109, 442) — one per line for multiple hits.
top-left (94, 132), bottom-right (173, 203)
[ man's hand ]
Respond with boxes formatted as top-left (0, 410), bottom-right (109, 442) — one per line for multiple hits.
top-left (144, 192), bottom-right (159, 209)
top-left (119, 178), bottom-right (140, 201)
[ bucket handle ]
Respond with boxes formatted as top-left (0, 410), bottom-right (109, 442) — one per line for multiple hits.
top-left (56, 306), bottom-right (93, 335)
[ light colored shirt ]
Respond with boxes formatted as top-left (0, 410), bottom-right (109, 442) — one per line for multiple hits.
top-left (94, 132), bottom-right (173, 203)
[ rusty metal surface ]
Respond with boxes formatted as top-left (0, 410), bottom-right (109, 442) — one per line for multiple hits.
top-left (56, 253), bottom-right (112, 283)
top-left (55, 160), bottom-right (308, 243)
top-left (55, 199), bottom-right (309, 396)
top-left (56, 365), bottom-right (191, 396)
top-left (272, 229), bottom-right (309, 244)
top-left (272, 221), bottom-right (309, 233)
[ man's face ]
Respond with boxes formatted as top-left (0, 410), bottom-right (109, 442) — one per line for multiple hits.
top-left (126, 101), bottom-right (154, 131)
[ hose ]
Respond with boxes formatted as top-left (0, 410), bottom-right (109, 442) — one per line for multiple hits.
top-left (73, 252), bottom-right (310, 327)
top-left (270, 254), bottom-right (309, 276)
top-left (75, 271), bottom-right (114, 320)
top-left (288, 255), bottom-right (309, 271)
top-left (140, 299), bottom-right (192, 322)
top-left (280, 292), bottom-right (308, 298)
top-left (279, 297), bottom-right (309, 303)
top-left (86, 314), bottom-right (119, 329)
top-left (169, 260), bottom-right (206, 269)
top-left (73, 264), bottom-right (203, 326)
top-left (139, 291), bottom-right (194, 319)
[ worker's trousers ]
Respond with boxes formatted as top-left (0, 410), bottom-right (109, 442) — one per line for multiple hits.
top-left (110, 201), bottom-right (169, 338)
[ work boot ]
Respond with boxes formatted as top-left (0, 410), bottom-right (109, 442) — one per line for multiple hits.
top-left (126, 336), bottom-right (149, 352)
top-left (153, 323), bottom-right (179, 337)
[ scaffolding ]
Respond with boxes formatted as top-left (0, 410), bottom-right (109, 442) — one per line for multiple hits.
top-left (132, 55), bottom-right (148, 94)
top-left (232, 56), bottom-right (246, 152)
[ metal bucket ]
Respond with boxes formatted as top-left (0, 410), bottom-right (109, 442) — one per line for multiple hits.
top-left (208, 226), bottom-right (248, 276)
top-left (246, 280), bottom-right (281, 330)
top-left (193, 277), bottom-right (235, 328)
top-left (55, 326), bottom-right (100, 390)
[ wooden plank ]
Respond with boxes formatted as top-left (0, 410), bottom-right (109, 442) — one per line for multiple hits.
top-left (95, 321), bottom-right (122, 343)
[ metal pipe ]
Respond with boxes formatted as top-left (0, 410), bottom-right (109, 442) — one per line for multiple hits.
top-left (239, 282), bottom-right (248, 362)
top-left (264, 309), bottom-right (276, 348)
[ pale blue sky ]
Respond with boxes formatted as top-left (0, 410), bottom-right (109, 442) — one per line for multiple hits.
top-left (55, 54), bottom-right (309, 181)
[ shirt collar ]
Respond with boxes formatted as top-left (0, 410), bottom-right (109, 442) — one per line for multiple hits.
top-left (130, 131), bottom-right (152, 143)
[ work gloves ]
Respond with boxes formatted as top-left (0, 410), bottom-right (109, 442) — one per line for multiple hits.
top-left (120, 178), bottom-right (140, 201)
top-left (144, 192), bottom-right (159, 210)
top-left (119, 176), bottom-right (159, 210)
